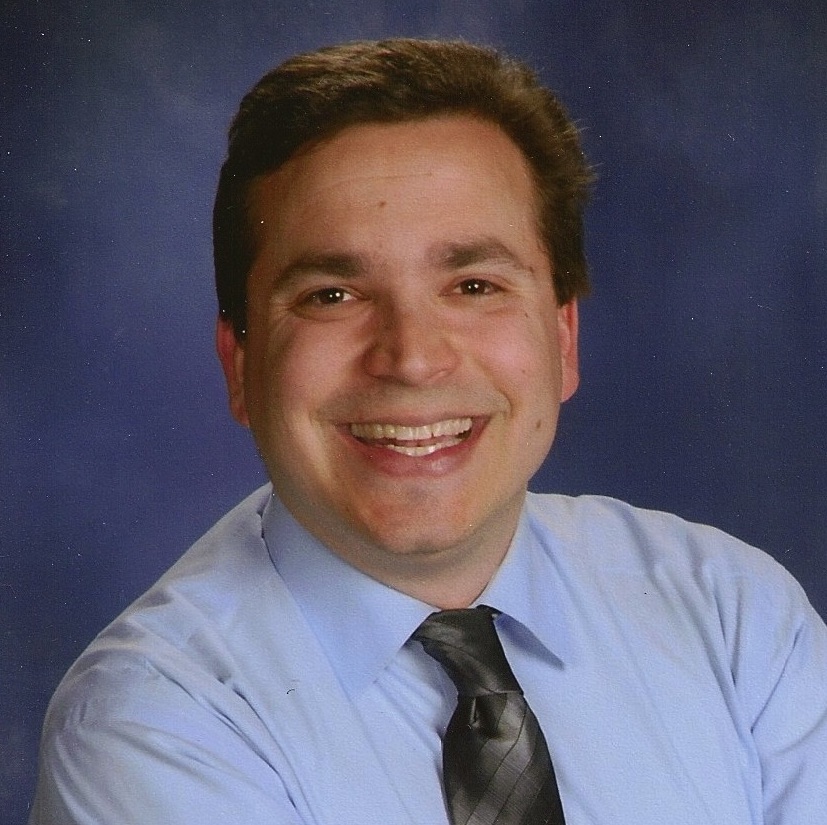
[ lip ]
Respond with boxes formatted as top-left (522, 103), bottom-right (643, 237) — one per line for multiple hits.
top-left (338, 416), bottom-right (487, 475)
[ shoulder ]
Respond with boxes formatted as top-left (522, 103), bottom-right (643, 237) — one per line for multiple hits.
top-left (42, 483), bottom-right (307, 741)
top-left (32, 485), bottom-right (388, 823)
top-left (523, 492), bottom-right (826, 711)
top-left (522, 492), bottom-right (822, 673)
top-left (522, 494), bottom-right (827, 814)
top-left (131, 483), bottom-right (276, 630)
top-left (524, 491), bottom-right (798, 593)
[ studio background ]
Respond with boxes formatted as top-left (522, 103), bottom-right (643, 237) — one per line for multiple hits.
top-left (2, 2), bottom-right (825, 823)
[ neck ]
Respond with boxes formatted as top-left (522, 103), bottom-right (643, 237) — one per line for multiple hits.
top-left (275, 487), bottom-right (526, 610)
top-left (328, 502), bottom-right (523, 609)
top-left (376, 554), bottom-right (503, 610)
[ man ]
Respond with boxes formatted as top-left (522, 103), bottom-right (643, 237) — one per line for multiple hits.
top-left (30, 39), bottom-right (827, 824)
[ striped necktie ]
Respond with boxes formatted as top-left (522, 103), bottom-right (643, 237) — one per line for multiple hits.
top-left (414, 606), bottom-right (566, 825)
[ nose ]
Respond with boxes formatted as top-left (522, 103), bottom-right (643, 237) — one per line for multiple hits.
top-left (362, 300), bottom-right (460, 385)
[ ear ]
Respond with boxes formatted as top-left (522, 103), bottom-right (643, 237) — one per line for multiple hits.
top-left (556, 299), bottom-right (580, 402)
top-left (216, 316), bottom-right (250, 427)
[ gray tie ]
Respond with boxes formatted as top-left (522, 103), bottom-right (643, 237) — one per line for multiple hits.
top-left (414, 606), bottom-right (566, 825)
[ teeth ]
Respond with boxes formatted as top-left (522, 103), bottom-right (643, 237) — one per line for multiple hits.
top-left (350, 418), bottom-right (472, 441)
top-left (385, 443), bottom-right (450, 457)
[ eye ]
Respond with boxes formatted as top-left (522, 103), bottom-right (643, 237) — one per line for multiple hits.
top-left (304, 287), bottom-right (353, 306)
top-left (455, 278), bottom-right (498, 296)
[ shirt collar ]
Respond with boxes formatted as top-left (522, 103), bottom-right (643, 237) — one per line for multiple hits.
top-left (261, 494), bottom-right (433, 698)
top-left (261, 491), bottom-right (571, 697)
top-left (475, 503), bottom-right (573, 665)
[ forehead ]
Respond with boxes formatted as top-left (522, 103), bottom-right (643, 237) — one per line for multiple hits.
top-left (248, 116), bottom-right (540, 233)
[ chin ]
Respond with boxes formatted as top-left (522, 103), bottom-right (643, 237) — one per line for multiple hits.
top-left (355, 519), bottom-right (466, 558)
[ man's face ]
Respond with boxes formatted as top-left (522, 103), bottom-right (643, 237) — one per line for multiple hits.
top-left (218, 116), bottom-right (579, 589)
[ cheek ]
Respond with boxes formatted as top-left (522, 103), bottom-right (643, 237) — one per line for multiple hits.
top-left (479, 317), bottom-right (562, 398)
top-left (243, 328), bottom-right (295, 426)
top-left (256, 326), bottom-right (352, 423)
top-left (479, 320), bottom-right (563, 459)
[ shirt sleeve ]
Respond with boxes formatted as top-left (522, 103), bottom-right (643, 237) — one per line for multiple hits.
top-left (29, 658), bottom-right (306, 825)
top-left (732, 569), bottom-right (827, 823)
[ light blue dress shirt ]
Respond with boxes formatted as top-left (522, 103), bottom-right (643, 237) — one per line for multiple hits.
top-left (30, 485), bottom-right (827, 824)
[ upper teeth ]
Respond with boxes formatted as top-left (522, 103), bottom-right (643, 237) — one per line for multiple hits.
top-left (350, 418), bottom-right (472, 441)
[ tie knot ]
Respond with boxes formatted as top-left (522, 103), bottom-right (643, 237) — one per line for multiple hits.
top-left (413, 606), bottom-right (522, 696)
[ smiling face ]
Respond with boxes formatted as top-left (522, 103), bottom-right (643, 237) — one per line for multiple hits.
top-left (217, 116), bottom-right (579, 604)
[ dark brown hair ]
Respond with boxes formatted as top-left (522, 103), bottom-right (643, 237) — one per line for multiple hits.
top-left (214, 38), bottom-right (593, 338)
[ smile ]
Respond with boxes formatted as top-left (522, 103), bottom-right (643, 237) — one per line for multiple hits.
top-left (349, 417), bottom-right (473, 457)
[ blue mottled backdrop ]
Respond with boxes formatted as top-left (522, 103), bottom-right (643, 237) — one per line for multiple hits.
top-left (2, 2), bottom-right (825, 822)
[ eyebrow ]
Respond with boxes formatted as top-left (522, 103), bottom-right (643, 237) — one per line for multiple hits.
top-left (432, 238), bottom-right (533, 273)
top-left (273, 253), bottom-right (368, 290)
top-left (273, 237), bottom-right (535, 290)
